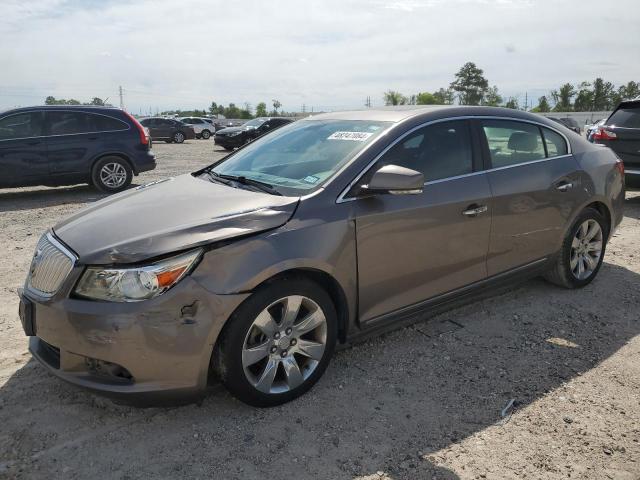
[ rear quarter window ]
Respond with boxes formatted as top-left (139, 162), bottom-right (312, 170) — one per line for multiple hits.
top-left (91, 114), bottom-right (128, 132)
top-left (542, 127), bottom-right (568, 157)
top-left (608, 107), bottom-right (640, 128)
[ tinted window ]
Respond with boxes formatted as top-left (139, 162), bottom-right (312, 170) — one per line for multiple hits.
top-left (158, 119), bottom-right (174, 126)
top-left (91, 114), bottom-right (128, 131)
top-left (542, 128), bottom-right (568, 157)
top-left (48, 112), bottom-right (93, 135)
top-left (608, 107), bottom-right (640, 128)
top-left (481, 120), bottom-right (545, 168)
top-left (191, 118), bottom-right (204, 124)
top-left (377, 120), bottom-right (473, 182)
top-left (0, 112), bottom-right (43, 140)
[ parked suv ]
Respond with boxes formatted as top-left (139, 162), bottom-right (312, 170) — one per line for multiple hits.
top-left (214, 117), bottom-right (293, 150)
top-left (179, 117), bottom-right (214, 139)
top-left (139, 117), bottom-right (195, 143)
top-left (593, 99), bottom-right (640, 186)
top-left (0, 106), bottom-right (155, 192)
top-left (19, 106), bottom-right (624, 407)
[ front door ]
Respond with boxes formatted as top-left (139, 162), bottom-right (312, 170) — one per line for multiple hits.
top-left (353, 120), bottom-right (493, 324)
top-left (0, 110), bottom-right (47, 187)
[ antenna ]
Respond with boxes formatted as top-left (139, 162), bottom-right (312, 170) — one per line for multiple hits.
top-left (119, 86), bottom-right (124, 111)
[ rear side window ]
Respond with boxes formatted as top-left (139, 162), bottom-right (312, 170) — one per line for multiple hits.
top-left (0, 112), bottom-right (43, 140)
top-left (377, 120), bottom-right (473, 182)
top-left (481, 120), bottom-right (545, 168)
top-left (542, 128), bottom-right (568, 157)
top-left (91, 114), bottom-right (128, 132)
top-left (608, 107), bottom-right (640, 128)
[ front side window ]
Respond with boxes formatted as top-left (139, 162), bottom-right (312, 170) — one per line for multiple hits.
top-left (481, 120), bottom-right (546, 168)
top-left (375, 120), bottom-right (473, 182)
top-left (209, 119), bottom-right (391, 195)
top-left (0, 112), bottom-right (43, 140)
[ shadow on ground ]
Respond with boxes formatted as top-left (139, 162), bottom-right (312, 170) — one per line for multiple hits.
top-left (1, 260), bottom-right (638, 479)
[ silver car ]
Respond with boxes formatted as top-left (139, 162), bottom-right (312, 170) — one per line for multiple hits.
top-left (19, 106), bottom-right (625, 407)
top-left (178, 117), bottom-right (214, 139)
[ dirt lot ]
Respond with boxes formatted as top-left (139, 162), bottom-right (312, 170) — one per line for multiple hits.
top-left (1, 140), bottom-right (639, 479)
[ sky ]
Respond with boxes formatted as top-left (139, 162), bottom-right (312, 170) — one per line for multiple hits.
top-left (1, 0), bottom-right (639, 114)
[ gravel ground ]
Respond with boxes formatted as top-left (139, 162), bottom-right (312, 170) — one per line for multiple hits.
top-left (0, 140), bottom-right (639, 479)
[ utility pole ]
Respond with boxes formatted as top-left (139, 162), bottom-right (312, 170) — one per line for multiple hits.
top-left (302, 104), bottom-right (306, 114)
top-left (118, 86), bottom-right (124, 111)
top-left (524, 92), bottom-right (528, 111)
top-left (365, 96), bottom-right (372, 108)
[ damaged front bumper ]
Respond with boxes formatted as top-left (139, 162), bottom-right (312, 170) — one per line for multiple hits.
top-left (21, 277), bottom-right (248, 404)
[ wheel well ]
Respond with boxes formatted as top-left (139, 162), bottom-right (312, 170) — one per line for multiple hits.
top-left (584, 201), bottom-right (611, 234)
top-left (92, 153), bottom-right (135, 175)
top-left (259, 269), bottom-right (350, 343)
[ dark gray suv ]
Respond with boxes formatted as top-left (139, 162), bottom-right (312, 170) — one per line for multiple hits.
top-left (19, 106), bottom-right (625, 407)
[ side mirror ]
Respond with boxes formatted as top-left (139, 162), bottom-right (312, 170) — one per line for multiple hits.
top-left (361, 164), bottom-right (424, 195)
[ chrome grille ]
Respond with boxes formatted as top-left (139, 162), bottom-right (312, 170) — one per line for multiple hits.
top-left (26, 234), bottom-right (75, 297)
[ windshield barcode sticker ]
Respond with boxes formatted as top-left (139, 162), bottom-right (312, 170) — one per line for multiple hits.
top-left (327, 131), bottom-right (373, 141)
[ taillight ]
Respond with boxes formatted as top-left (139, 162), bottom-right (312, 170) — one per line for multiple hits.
top-left (616, 159), bottom-right (625, 177)
top-left (593, 127), bottom-right (617, 141)
top-left (123, 111), bottom-right (149, 146)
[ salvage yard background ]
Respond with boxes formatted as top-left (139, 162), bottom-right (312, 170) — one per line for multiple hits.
top-left (1, 140), bottom-right (639, 479)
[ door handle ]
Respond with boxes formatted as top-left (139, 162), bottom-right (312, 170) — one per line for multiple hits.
top-left (556, 181), bottom-right (573, 192)
top-left (462, 205), bottom-right (488, 217)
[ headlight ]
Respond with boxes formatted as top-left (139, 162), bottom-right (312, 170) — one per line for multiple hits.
top-left (75, 249), bottom-right (202, 302)
top-left (228, 131), bottom-right (242, 137)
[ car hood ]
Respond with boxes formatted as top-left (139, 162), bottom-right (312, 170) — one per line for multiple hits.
top-left (54, 174), bottom-right (299, 264)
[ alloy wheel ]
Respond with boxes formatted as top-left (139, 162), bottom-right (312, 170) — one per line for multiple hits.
top-left (99, 162), bottom-right (127, 189)
top-left (175, 132), bottom-right (185, 143)
top-left (242, 295), bottom-right (327, 394)
top-left (570, 219), bottom-right (603, 280)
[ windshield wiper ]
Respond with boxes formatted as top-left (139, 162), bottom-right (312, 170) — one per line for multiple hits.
top-left (207, 171), bottom-right (282, 196)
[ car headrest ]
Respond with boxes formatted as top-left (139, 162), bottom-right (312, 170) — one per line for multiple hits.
top-left (508, 132), bottom-right (538, 152)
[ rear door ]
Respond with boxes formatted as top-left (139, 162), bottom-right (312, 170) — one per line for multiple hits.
top-left (479, 119), bottom-right (586, 276)
top-left (45, 111), bottom-right (99, 176)
top-left (353, 120), bottom-right (493, 324)
top-left (604, 103), bottom-right (640, 172)
top-left (0, 110), bottom-right (47, 186)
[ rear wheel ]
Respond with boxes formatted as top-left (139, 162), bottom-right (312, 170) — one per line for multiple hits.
top-left (201, 130), bottom-right (211, 139)
top-left (545, 208), bottom-right (608, 288)
top-left (91, 156), bottom-right (133, 193)
top-left (214, 278), bottom-right (337, 407)
top-left (173, 131), bottom-right (185, 143)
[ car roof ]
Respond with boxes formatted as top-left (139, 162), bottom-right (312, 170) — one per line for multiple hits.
top-left (0, 105), bottom-right (124, 116)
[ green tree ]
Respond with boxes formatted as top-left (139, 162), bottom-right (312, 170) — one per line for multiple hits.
top-left (592, 78), bottom-right (614, 111)
top-left (573, 82), bottom-right (593, 112)
top-left (482, 85), bottom-right (502, 106)
top-left (89, 97), bottom-right (105, 106)
top-left (450, 62), bottom-right (489, 105)
top-left (208, 102), bottom-right (218, 115)
top-left (272, 99), bottom-right (282, 115)
top-left (551, 83), bottom-right (575, 111)
top-left (432, 88), bottom-right (454, 105)
top-left (225, 103), bottom-right (241, 118)
top-left (504, 97), bottom-right (519, 110)
top-left (383, 90), bottom-right (408, 106)
top-left (531, 95), bottom-right (551, 113)
top-left (416, 92), bottom-right (437, 105)
top-left (255, 102), bottom-right (268, 117)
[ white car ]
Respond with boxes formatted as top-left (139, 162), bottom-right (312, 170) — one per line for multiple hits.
top-left (178, 117), bottom-right (214, 139)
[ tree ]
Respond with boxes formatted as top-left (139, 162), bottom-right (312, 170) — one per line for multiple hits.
top-left (45, 96), bottom-right (58, 105)
top-left (383, 90), bottom-right (408, 106)
top-left (272, 99), bottom-right (282, 115)
top-left (504, 97), bottom-right (519, 110)
top-left (416, 92), bottom-right (437, 105)
top-left (531, 95), bottom-right (551, 113)
top-left (225, 103), bottom-right (241, 118)
top-left (482, 85), bottom-right (502, 106)
top-left (573, 82), bottom-right (593, 112)
top-left (450, 62), bottom-right (489, 105)
top-left (432, 88), bottom-right (454, 105)
top-left (209, 101), bottom-right (218, 116)
top-left (551, 83), bottom-right (575, 111)
top-left (592, 78), bottom-right (614, 111)
top-left (90, 97), bottom-right (105, 106)
top-left (255, 102), bottom-right (268, 117)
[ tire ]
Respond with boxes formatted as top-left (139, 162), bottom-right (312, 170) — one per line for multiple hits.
top-left (201, 130), bottom-right (211, 140)
top-left (214, 277), bottom-right (337, 407)
top-left (545, 207), bottom-right (608, 289)
top-left (91, 156), bottom-right (133, 193)
top-left (224, 146), bottom-right (234, 151)
top-left (173, 131), bottom-right (185, 143)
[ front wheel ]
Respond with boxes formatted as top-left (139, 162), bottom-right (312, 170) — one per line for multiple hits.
top-left (545, 208), bottom-right (608, 288)
top-left (173, 131), bottom-right (185, 143)
top-left (215, 278), bottom-right (337, 407)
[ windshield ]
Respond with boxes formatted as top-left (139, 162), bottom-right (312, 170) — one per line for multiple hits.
top-left (243, 118), bottom-right (267, 128)
top-left (209, 119), bottom-right (391, 196)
